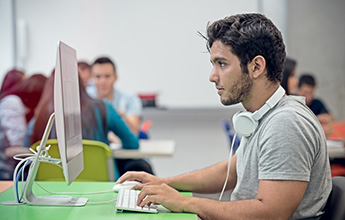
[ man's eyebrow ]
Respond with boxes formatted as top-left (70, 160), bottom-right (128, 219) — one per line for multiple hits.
top-left (211, 57), bottom-right (227, 64)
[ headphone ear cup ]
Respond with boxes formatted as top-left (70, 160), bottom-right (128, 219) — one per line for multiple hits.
top-left (232, 111), bottom-right (258, 137)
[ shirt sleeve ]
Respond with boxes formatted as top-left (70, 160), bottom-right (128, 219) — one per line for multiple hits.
top-left (257, 109), bottom-right (320, 182)
top-left (0, 96), bottom-right (27, 147)
top-left (104, 101), bottom-right (139, 149)
top-left (124, 94), bottom-right (143, 116)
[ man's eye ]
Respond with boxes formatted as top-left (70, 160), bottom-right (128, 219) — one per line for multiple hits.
top-left (219, 62), bottom-right (226, 67)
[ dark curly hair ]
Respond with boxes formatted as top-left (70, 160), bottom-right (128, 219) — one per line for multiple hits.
top-left (205, 13), bottom-right (286, 82)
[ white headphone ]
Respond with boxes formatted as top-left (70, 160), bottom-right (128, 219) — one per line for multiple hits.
top-left (232, 85), bottom-right (285, 137)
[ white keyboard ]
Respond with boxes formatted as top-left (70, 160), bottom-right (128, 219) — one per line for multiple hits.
top-left (116, 189), bottom-right (158, 213)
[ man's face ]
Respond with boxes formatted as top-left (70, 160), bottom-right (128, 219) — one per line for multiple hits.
top-left (209, 40), bottom-right (253, 106)
top-left (91, 63), bottom-right (117, 99)
top-left (298, 84), bottom-right (314, 106)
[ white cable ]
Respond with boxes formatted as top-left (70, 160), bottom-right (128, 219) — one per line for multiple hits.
top-left (19, 160), bottom-right (28, 201)
top-left (19, 159), bottom-right (33, 202)
top-left (35, 182), bottom-right (118, 205)
top-left (35, 182), bottom-right (115, 195)
top-left (12, 156), bottom-right (35, 203)
top-left (218, 133), bottom-right (237, 201)
top-left (13, 153), bottom-right (37, 160)
top-left (11, 144), bottom-right (115, 204)
top-left (11, 149), bottom-right (61, 203)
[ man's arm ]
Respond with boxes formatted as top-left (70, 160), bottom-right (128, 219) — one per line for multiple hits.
top-left (165, 156), bottom-right (237, 193)
top-left (118, 155), bottom-right (237, 194)
top-left (138, 179), bottom-right (307, 220)
top-left (122, 114), bottom-right (141, 135)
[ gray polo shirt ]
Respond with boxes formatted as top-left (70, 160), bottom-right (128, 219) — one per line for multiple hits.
top-left (232, 96), bottom-right (332, 219)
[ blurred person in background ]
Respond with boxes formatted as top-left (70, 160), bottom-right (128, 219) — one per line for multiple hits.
top-left (0, 74), bottom-right (47, 180)
top-left (281, 57), bottom-right (298, 95)
top-left (298, 74), bottom-right (345, 176)
top-left (0, 69), bottom-right (25, 96)
top-left (88, 57), bottom-right (154, 176)
top-left (297, 74), bottom-right (333, 138)
top-left (24, 73), bottom-right (140, 179)
top-left (88, 57), bottom-right (142, 134)
top-left (298, 74), bottom-right (329, 116)
top-left (78, 61), bottom-right (92, 88)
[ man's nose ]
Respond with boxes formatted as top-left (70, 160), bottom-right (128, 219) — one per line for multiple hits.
top-left (209, 67), bottom-right (218, 83)
top-left (99, 77), bottom-right (107, 84)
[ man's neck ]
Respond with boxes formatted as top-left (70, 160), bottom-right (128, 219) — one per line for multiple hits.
top-left (98, 89), bottom-right (114, 102)
top-left (242, 82), bottom-right (280, 113)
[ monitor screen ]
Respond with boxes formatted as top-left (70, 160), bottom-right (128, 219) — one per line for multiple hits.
top-left (54, 41), bottom-right (84, 185)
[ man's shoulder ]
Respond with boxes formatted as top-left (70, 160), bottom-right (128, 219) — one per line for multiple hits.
top-left (0, 95), bottom-right (25, 110)
top-left (272, 96), bottom-right (311, 117)
top-left (263, 96), bottom-right (320, 130)
top-left (310, 98), bottom-right (326, 107)
top-left (113, 89), bottom-right (143, 115)
top-left (311, 99), bottom-right (323, 105)
top-left (115, 89), bottom-right (140, 100)
top-left (114, 89), bottom-right (141, 105)
top-left (1, 95), bottom-right (22, 103)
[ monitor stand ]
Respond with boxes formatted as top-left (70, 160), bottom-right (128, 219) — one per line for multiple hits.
top-left (22, 112), bottom-right (88, 206)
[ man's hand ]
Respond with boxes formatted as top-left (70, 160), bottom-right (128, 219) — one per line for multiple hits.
top-left (317, 113), bottom-right (334, 138)
top-left (116, 171), bottom-right (164, 189)
top-left (137, 184), bottom-right (189, 212)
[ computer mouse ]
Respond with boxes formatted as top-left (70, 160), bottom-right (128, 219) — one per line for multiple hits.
top-left (113, 181), bottom-right (141, 192)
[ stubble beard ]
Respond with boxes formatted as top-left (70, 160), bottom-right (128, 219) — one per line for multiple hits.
top-left (221, 73), bottom-right (253, 106)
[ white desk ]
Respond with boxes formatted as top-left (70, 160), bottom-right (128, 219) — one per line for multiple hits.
top-left (327, 140), bottom-right (345, 158)
top-left (112, 139), bottom-right (176, 159)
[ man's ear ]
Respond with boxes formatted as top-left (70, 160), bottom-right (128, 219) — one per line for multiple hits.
top-left (250, 55), bottom-right (266, 79)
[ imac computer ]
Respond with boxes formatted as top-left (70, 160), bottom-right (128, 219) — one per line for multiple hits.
top-left (21, 41), bottom-right (87, 206)
top-left (54, 41), bottom-right (84, 185)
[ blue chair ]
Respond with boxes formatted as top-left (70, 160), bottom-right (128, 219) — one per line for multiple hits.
top-left (222, 121), bottom-right (241, 154)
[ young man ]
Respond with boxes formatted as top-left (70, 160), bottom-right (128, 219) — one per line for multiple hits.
top-left (117, 13), bottom-right (332, 219)
top-left (88, 57), bottom-right (154, 175)
top-left (297, 74), bottom-right (329, 116)
top-left (88, 57), bottom-right (142, 134)
top-left (297, 74), bottom-right (334, 138)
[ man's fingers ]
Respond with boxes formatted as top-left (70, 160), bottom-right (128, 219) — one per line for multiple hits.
top-left (138, 195), bottom-right (160, 207)
top-left (132, 183), bottom-right (145, 190)
top-left (116, 171), bottom-right (143, 183)
top-left (137, 186), bottom-right (158, 206)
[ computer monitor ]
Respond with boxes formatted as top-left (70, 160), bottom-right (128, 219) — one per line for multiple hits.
top-left (54, 41), bottom-right (84, 185)
top-left (22, 41), bottom-right (87, 206)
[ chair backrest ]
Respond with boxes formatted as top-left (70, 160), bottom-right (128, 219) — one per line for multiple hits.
top-left (222, 120), bottom-right (241, 153)
top-left (30, 139), bottom-right (115, 182)
top-left (323, 176), bottom-right (345, 220)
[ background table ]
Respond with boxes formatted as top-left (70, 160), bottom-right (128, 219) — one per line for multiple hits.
top-left (0, 181), bottom-right (13, 193)
top-left (0, 181), bottom-right (197, 220)
top-left (327, 140), bottom-right (345, 158)
top-left (113, 139), bottom-right (176, 159)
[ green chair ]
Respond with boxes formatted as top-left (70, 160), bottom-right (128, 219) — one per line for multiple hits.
top-left (30, 139), bottom-right (115, 182)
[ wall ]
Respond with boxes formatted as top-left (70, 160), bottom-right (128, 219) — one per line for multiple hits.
top-left (288, 0), bottom-right (345, 120)
top-left (0, 0), bottom-right (15, 78)
top-left (0, 0), bottom-right (289, 109)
